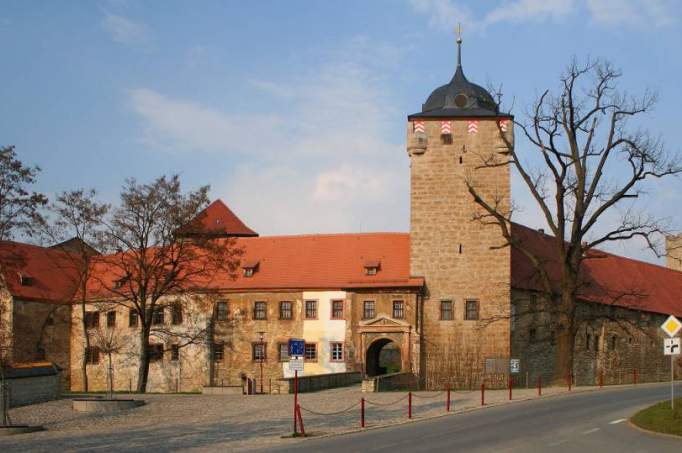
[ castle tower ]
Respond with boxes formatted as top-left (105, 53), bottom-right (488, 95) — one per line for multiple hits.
top-left (407, 31), bottom-right (514, 387)
top-left (666, 234), bottom-right (682, 272)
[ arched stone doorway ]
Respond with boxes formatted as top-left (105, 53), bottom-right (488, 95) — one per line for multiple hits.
top-left (365, 338), bottom-right (402, 377)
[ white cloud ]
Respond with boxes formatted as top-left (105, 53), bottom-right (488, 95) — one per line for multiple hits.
top-left (128, 38), bottom-right (410, 235)
top-left (408, 0), bottom-right (476, 31)
top-left (128, 88), bottom-right (283, 154)
top-left (586, 0), bottom-right (676, 27)
top-left (485, 0), bottom-right (575, 25)
top-left (409, 0), bottom-right (677, 29)
top-left (102, 12), bottom-right (152, 48)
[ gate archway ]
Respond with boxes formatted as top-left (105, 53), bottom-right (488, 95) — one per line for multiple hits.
top-left (365, 338), bottom-right (402, 377)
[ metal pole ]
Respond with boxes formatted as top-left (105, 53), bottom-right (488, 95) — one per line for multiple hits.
top-left (294, 370), bottom-right (299, 434)
top-left (508, 376), bottom-right (512, 400)
top-left (481, 383), bottom-right (485, 406)
top-left (446, 385), bottom-right (451, 412)
top-left (670, 355), bottom-right (675, 412)
top-left (361, 397), bottom-right (365, 428)
top-left (259, 358), bottom-right (263, 395)
top-left (408, 391), bottom-right (412, 419)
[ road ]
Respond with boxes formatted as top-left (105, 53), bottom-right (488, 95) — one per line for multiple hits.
top-left (270, 382), bottom-right (681, 452)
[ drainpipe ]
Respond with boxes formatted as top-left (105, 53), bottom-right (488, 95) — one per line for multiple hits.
top-left (417, 289), bottom-right (427, 389)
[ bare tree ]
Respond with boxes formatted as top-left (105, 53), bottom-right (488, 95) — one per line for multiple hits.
top-left (466, 59), bottom-right (682, 382)
top-left (92, 324), bottom-right (124, 400)
top-left (0, 146), bottom-right (47, 424)
top-left (45, 189), bottom-right (109, 392)
top-left (94, 175), bottom-right (242, 393)
top-left (0, 146), bottom-right (47, 242)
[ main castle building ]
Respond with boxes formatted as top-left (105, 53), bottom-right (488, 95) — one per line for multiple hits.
top-left (2, 39), bottom-right (681, 392)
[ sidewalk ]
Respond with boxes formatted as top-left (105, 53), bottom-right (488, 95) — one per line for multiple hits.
top-left (1, 382), bottom-right (645, 452)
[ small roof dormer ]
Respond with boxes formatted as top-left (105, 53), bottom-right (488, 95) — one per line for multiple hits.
top-left (364, 260), bottom-right (381, 276)
top-left (17, 271), bottom-right (33, 286)
top-left (242, 260), bottom-right (260, 278)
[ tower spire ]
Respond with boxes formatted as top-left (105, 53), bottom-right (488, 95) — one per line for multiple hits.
top-left (455, 23), bottom-right (462, 68)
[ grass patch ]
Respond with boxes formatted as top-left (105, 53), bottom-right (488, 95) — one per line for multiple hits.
top-left (631, 398), bottom-right (682, 437)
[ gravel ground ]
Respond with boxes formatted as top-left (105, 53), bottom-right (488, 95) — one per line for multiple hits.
top-left (0, 383), bottom-right (602, 451)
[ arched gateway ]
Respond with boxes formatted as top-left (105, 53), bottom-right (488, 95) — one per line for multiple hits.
top-left (357, 316), bottom-right (413, 377)
top-left (365, 338), bottom-right (401, 377)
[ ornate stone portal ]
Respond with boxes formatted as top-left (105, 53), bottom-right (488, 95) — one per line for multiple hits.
top-left (357, 317), bottom-right (413, 377)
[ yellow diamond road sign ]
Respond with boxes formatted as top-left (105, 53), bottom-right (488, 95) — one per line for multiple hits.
top-left (661, 315), bottom-right (682, 338)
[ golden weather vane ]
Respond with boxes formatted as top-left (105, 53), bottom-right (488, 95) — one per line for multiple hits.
top-left (455, 22), bottom-right (463, 67)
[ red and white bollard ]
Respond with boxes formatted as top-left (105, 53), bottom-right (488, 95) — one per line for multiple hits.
top-left (446, 385), bottom-right (451, 412)
top-left (481, 383), bottom-right (485, 406)
top-left (508, 376), bottom-right (513, 401)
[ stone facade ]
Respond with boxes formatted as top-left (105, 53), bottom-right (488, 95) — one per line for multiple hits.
top-left (71, 289), bottom-right (420, 393)
top-left (408, 118), bottom-right (513, 388)
top-left (510, 289), bottom-right (682, 386)
top-left (0, 295), bottom-right (71, 390)
top-left (666, 234), bottom-right (682, 272)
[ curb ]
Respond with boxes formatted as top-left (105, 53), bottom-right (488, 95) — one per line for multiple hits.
top-left (628, 419), bottom-right (682, 440)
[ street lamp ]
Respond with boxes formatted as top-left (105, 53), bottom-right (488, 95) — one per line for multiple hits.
top-left (257, 331), bottom-right (266, 394)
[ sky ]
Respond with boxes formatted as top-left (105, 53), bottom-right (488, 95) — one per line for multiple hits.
top-left (1, 0), bottom-right (681, 263)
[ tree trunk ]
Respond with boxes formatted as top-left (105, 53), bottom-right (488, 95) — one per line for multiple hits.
top-left (107, 351), bottom-right (113, 400)
top-left (137, 327), bottom-right (151, 393)
top-left (554, 281), bottom-right (578, 385)
top-left (80, 301), bottom-right (89, 393)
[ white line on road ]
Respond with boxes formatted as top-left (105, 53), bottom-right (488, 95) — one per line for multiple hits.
top-left (582, 428), bottom-right (600, 434)
top-left (609, 418), bottom-right (627, 424)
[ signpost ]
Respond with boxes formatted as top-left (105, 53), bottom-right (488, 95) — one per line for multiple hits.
top-left (288, 338), bottom-right (306, 436)
top-left (289, 338), bottom-right (305, 357)
top-left (664, 338), bottom-right (681, 356)
top-left (660, 315), bottom-right (681, 410)
top-left (289, 357), bottom-right (304, 375)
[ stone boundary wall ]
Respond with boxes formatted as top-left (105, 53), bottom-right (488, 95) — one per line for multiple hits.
top-left (5, 373), bottom-right (60, 407)
top-left (279, 371), bottom-right (361, 394)
top-left (369, 371), bottom-right (418, 392)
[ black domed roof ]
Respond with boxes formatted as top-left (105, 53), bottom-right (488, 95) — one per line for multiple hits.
top-left (422, 66), bottom-right (498, 113)
top-left (409, 38), bottom-right (503, 119)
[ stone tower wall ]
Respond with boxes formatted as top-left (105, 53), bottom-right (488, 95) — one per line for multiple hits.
top-left (666, 234), bottom-right (682, 272)
top-left (408, 118), bottom-right (513, 388)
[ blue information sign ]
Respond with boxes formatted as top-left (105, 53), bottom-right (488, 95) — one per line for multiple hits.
top-left (289, 338), bottom-right (305, 357)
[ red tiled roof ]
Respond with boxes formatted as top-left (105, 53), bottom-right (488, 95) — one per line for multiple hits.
top-left (0, 241), bottom-right (79, 304)
top-left (179, 200), bottom-right (258, 238)
top-left (511, 223), bottom-right (682, 317)
top-left (89, 233), bottom-right (423, 295)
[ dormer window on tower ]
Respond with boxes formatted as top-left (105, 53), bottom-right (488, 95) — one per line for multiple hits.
top-left (17, 272), bottom-right (33, 286)
top-left (242, 260), bottom-right (259, 277)
top-left (364, 260), bottom-right (381, 276)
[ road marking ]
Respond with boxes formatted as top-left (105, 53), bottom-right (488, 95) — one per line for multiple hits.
top-left (547, 439), bottom-right (569, 447)
top-left (609, 418), bottom-right (627, 424)
top-left (582, 428), bottom-right (600, 434)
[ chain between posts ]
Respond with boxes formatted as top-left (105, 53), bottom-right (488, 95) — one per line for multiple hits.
top-left (298, 401), bottom-right (361, 416)
top-left (411, 391), bottom-right (446, 399)
top-left (364, 394), bottom-right (410, 407)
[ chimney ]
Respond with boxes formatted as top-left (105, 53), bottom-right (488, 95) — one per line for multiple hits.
top-left (666, 234), bottom-right (682, 272)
